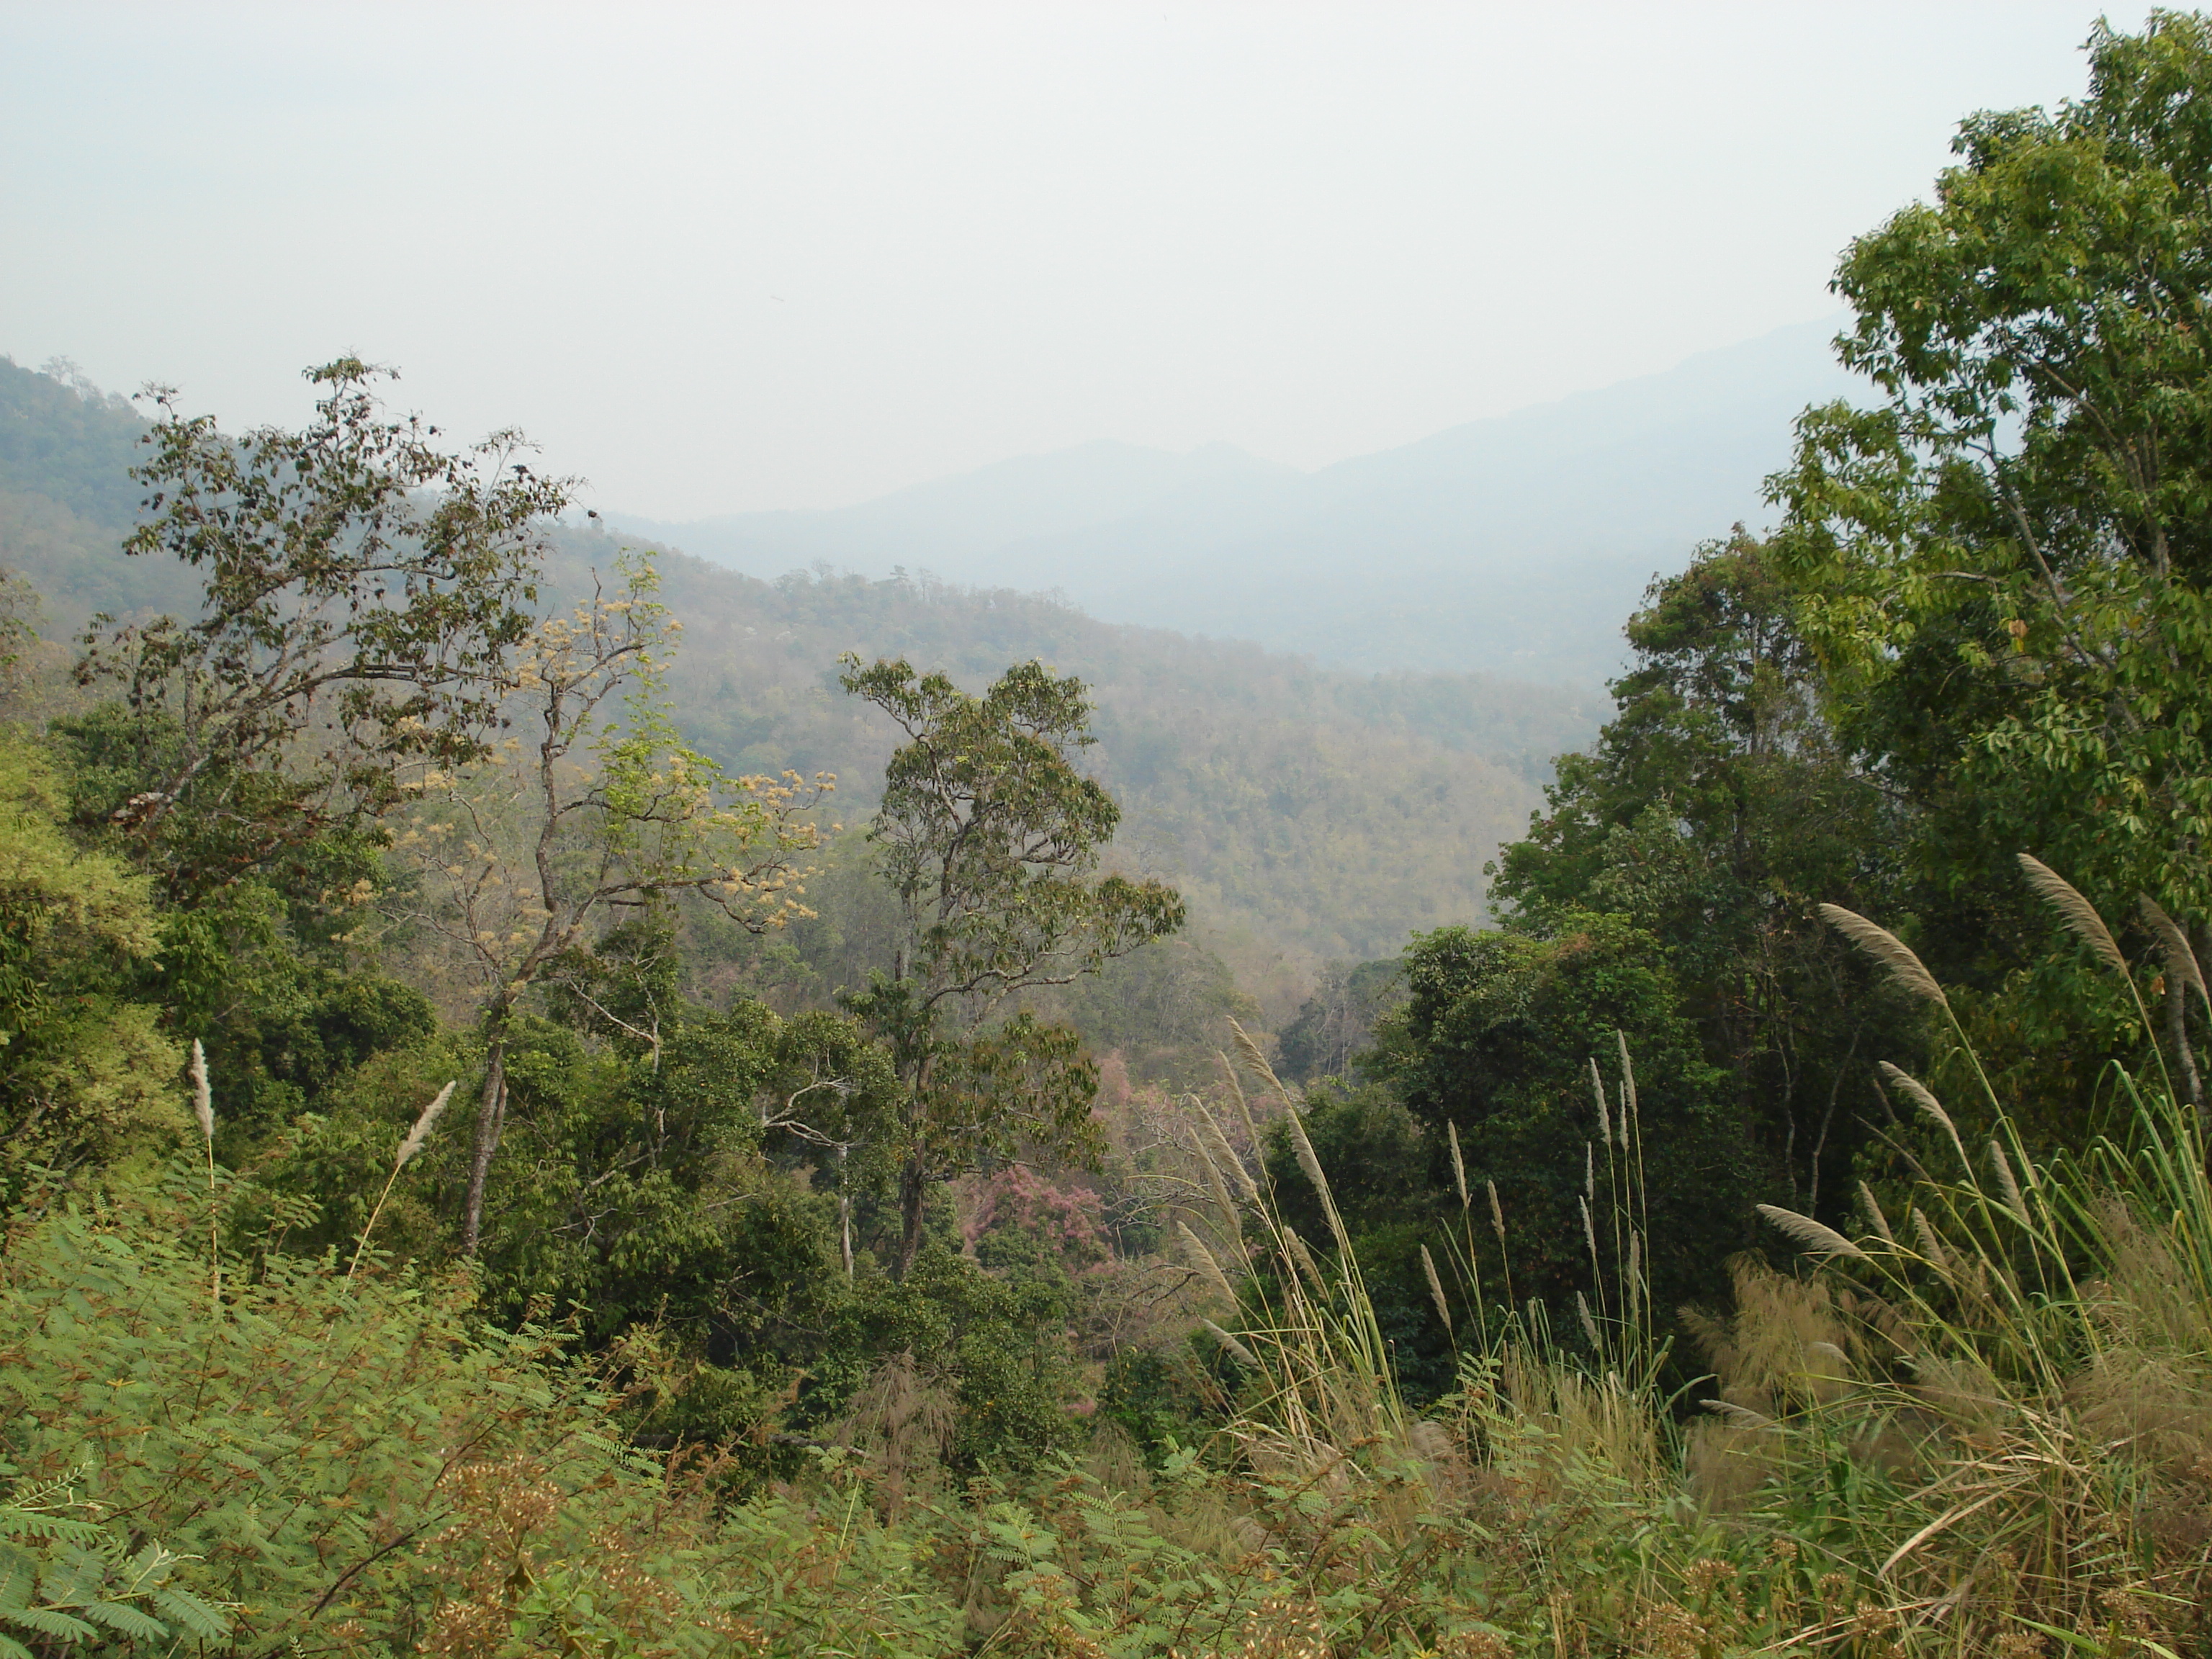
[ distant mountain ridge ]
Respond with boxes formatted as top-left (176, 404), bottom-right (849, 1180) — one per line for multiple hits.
top-left (611, 316), bottom-right (1858, 683)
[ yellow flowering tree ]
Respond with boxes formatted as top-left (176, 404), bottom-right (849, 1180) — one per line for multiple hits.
top-left (389, 552), bottom-right (828, 1252)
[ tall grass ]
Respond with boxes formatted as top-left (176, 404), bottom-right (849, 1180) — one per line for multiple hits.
top-left (1177, 878), bottom-right (2212, 1654)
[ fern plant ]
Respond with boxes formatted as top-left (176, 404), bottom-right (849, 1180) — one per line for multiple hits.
top-left (0, 1470), bottom-right (228, 1659)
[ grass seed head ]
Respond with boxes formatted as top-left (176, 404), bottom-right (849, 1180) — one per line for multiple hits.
top-left (189, 1040), bottom-right (214, 1141)
top-left (397, 1081), bottom-right (457, 1170)
top-left (1202, 1318), bottom-right (1259, 1370)
top-left (1859, 1180), bottom-right (1897, 1246)
top-left (1178, 1221), bottom-right (1240, 1306)
top-left (2139, 894), bottom-right (2208, 1010)
top-left (1820, 904), bottom-right (1950, 1009)
top-left (1757, 1202), bottom-right (1870, 1261)
top-left (2018, 853), bottom-right (2126, 976)
top-left (1421, 1244), bottom-right (1452, 1334)
top-left (1879, 1061), bottom-right (1968, 1169)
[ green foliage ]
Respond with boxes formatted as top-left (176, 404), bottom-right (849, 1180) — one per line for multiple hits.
top-left (1492, 534), bottom-right (1910, 1213)
top-left (1378, 912), bottom-right (1754, 1331)
top-left (840, 655), bottom-right (1184, 1273)
top-left (1771, 12), bottom-right (2212, 1115)
top-left (0, 735), bottom-right (181, 1182)
top-left (0, 1470), bottom-right (228, 1659)
top-left (200, 971), bottom-right (435, 1154)
top-left (76, 360), bottom-right (572, 904)
top-left (0, 1174), bottom-right (637, 1658)
top-left (844, 656), bottom-right (1184, 1002)
top-left (385, 551), bottom-right (827, 1255)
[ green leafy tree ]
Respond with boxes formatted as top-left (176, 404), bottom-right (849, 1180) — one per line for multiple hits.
top-left (74, 359), bottom-right (571, 904)
top-left (1491, 534), bottom-right (1905, 1212)
top-left (838, 657), bottom-right (1184, 1276)
top-left (1374, 913), bottom-right (1753, 1337)
top-left (1772, 13), bottom-right (2212, 1118)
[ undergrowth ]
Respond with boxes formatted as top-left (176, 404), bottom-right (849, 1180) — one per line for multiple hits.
top-left (3, 863), bottom-right (2211, 1655)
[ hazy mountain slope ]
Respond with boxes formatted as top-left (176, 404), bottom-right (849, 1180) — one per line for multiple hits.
top-left (595, 543), bottom-right (1590, 973)
top-left (616, 439), bottom-right (1295, 576)
top-left (616, 317), bottom-right (1858, 683)
top-left (0, 357), bottom-right (1599, 989)
top-left (0, 356), bottom-right (200, 627)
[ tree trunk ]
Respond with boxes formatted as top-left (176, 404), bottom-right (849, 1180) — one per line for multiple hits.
top-left (837, 1144), bottom-right (854, 1280)
top-left (460, 1032), bottom-right (508, 1259)
top-left (894, 1157), bottom-right (927, 1279)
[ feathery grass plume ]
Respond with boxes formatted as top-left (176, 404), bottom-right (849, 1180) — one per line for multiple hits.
top-left (190, 1039), bottom-right (219, 1318)
top-left (1701, 1398), bottom-right (1776, 1429)
top-left (1201, 1319), bottom-right (1259, 1370)
top-left (1280, 1224), bottom-right (1326, 1292)
top-left (1859, 1179), bottom-right (1897, 1246)
top-left (1581, 1194), bottom-right (1601, 1272)
top-left (1280, 1099), bottom-right (1352, 1253)
top-left (189, 1039), bottom-right (214, 1143)
top-left (1584, 1141), bottom-right (1596, 1201)
top-left (1988, 1139), bottom-right (2028, 1224)
top-left (2139, 894), bottom-right (2210, 1011)
top-left (1910, 1206), bottom-right (1956, 1284)
top-left (1614, 1028), bottom-right (1638, 1144)
top-left (396, 1080), bottom-right (457, 1170)
top-left (1588, 1057), bottom-right (1611, 1145)
top-left (2018, 853), bottom-right (2126, 975)
top-left (1447, 1120), bottom-right (1468, 1208)
top-left (1877, 1061), bottom-right (1968, 1170)
top-left (1576, 1290), bottom-right (1601, 1353)
top-left (1284, 1104), bottom-right (1326, 1197)
top-left (1178, 1221), bottom-right (1239, 1305)
top-left (1191, 1125), bottom-right (1241, 1230)
top-left (349, 1080), bottom-right (459, 1282)
top-left (1756, 1202), bottom-right (1870, 1261)
top-left (1215, 1049), bottom-right (1262, 1148)
top-left (1421, 1244), bottom-right (1452, 1334)
top-left (1808, 1339), bottom-right (1853, 1371)
top-left (1486, 1178), bottom-right (1518, 1309)
top-left (1227, 1017), bottom-right (1295, 1108)
top-left (1193, 1095), bottom-right (1260, 1205)
top-left (1819, 904), bottom-right (1950, 1009)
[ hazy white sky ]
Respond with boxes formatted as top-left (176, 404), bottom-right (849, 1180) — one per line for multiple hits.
top-left (3, 1), bottom-right (2108, 518)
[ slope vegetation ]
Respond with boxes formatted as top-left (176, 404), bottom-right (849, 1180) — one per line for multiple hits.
top-left (0, 356), bottom-right (1598, 984)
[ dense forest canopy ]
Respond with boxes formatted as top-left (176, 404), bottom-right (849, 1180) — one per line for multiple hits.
top-left (9, 14), bottom-right (2212, 1658)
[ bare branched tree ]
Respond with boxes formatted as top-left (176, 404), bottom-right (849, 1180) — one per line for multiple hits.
top-left (387, 553), bottom-right (830, 1254)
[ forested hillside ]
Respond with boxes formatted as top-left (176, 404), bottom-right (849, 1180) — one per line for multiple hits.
top-left (9, 17), bottom-right (2212, 1658)
top-left (0, 354), bottom-right (1593, 991)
